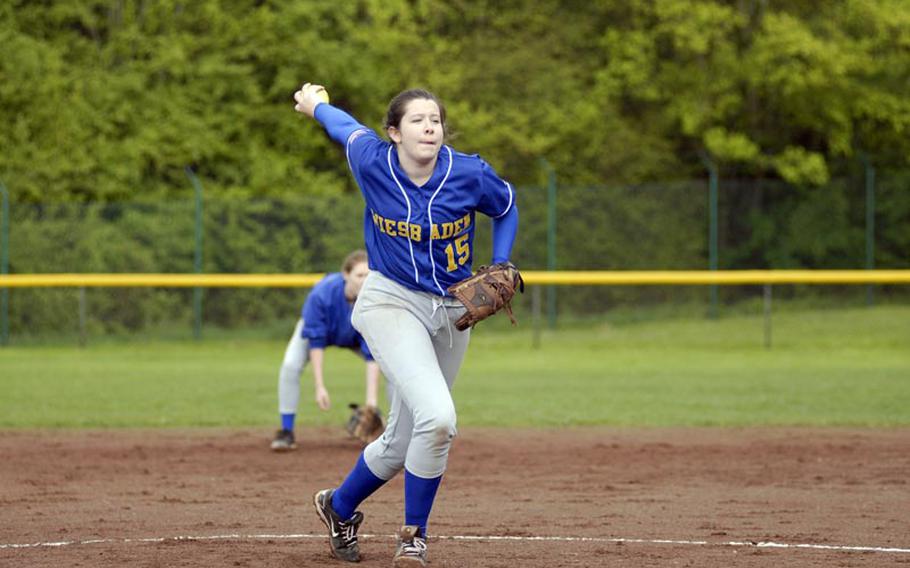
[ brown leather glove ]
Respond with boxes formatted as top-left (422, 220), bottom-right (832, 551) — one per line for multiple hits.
top-left (345, 403), bottom-right (384, 445)
top-left (447, 262), bottom-right (524, 331)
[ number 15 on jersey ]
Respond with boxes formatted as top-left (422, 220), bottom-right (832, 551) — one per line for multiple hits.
top-left (445, 234), bottom-right (470, 272)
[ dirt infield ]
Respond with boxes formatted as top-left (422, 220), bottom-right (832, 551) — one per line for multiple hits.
top-left (1, 427), bottom-right (908, 567)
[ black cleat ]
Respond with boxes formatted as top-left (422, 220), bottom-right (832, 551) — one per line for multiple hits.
top-left (313, 488), bottom-right (363, 562)
top-left (392, 525), bottom-right (428, 567)
top-left (270, 429), bottom-right (297, 451)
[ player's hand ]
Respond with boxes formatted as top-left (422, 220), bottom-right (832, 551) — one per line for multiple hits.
top-left (293, 82), bottom-right (328, 118)
top-left (315, 385), bottom-right (331, 411)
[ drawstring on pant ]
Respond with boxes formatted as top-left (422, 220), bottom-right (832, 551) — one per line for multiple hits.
top-left (431, 297), bottom-right (454, 349)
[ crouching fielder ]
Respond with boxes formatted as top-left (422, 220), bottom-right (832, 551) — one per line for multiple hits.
top-left (271, 250), bottom-right (380, 451)
top-left (294, 84), bottom-right (519, 566)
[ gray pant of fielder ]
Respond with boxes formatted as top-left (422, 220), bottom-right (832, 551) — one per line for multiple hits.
top-left (352, 271), bottom-right (470, 480)
top-left (277, 319), bottom-right (310, 415)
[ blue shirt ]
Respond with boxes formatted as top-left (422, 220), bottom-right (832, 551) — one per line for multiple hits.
top-left (301, 272), bottom-right (373, 360)
top-left (315, 104), bottom-right (515, 296)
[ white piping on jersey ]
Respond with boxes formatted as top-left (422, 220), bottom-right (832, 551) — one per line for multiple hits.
top-left (386, 146), bottom-right (420, 284)
top-left (493, 181), bottom-right (514, 218)
top-left (344, 129), bottom-right (367, 173)
top-left (427, 146), bottom-right (455, 297)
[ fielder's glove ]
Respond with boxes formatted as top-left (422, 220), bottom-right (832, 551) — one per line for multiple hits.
top-left (345, 403), bottom-right (384, 445)
top-left (447, 262), bottom-right (524, 331)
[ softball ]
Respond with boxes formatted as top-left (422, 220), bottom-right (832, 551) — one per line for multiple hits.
top-left (315, 87), bottom-right (329, 104)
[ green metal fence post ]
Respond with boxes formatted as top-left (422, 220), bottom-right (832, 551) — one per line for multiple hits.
top-left (763, 283), bottom-right (772, 350)
top-left (540, 159), bottom-right (558, 329)
top-left (863, 156), bottom-right (876, 306)
top-left (0, 179), bottom-right (9, 346)
top-left (531, 285), bottom-right (542, 350)
top-left (185, 167), bottom-right (204, 340)
top-left (79, 286), bottom-right (87, 348)
top-left (701, 154), bottom-right (719, 319)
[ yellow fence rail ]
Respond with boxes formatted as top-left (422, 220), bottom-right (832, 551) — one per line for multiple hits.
top-left (1, 270), bottom-right (910, 288)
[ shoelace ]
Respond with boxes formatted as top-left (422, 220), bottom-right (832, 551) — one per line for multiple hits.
top-left (400, 536), bottom-right (428, 556)
top-left (338, 519), bottom-right (359, 548)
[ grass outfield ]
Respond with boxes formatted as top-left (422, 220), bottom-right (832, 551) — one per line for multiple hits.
top-left (0, 305), bottom-right (908, 428)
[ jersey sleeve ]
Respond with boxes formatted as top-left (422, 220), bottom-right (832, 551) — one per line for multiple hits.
top-left (314, 103), bottom-right (368, 147)
top-left (491, 204), bottom-right (518, 264)
top-left (301, 294), bottom-right (329, 349)
top-left (476, 160), bottom-right (515, 219)
top-left (357, 334), bottom-right (374, 361)
top-left (313, 103), bottom-right (382, 177)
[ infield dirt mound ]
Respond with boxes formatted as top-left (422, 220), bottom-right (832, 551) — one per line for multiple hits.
top-left (1, 427), bottom-right (908, 567)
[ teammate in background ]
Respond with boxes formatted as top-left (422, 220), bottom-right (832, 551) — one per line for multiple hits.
top-left (271, 249), bottom-right (380, 452)
top-left (293, 84), bottom-right (519, 566)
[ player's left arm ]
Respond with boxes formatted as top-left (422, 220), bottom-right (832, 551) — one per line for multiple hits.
top-left (364, 361), bottom-right (380, 408)
top-left (491, 205), bottom-right (518, 263)
top-left (477, 160), bottom-right (518, 263)
top-left (357, 337), bottom-right (380, 408)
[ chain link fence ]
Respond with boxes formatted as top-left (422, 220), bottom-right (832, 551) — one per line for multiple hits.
top-left (1, 173), bottom-right (908, 341)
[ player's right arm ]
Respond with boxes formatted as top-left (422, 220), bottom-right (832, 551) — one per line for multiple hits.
top-left (302, 286), bottom-right (333, 410)
top-left (293, 82), bottom-right (369, 147)
top-left (310, 347), bottom-right (330, 410)
top-left (293, 82), bottom-right (328, 117)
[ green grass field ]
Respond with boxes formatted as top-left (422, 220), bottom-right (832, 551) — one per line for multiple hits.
top-left (1, 305), bottom-right (908, 428)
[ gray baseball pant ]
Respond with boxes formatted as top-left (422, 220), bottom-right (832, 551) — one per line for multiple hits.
top-left (277, 319), bottom-right (309, 415)
top-left (352, 270), bottom-right (470, 479)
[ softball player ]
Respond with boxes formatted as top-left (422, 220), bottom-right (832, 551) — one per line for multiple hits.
top-left (294, 84), bottom-right (519, 566)
top-left (271, 250), bottom-right (380, 452)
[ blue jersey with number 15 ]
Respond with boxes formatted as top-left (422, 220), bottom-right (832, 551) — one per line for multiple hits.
top-left (315, 104), bottom-right (515, 297)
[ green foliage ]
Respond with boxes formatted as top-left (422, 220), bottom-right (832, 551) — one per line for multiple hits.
top-left (771, 147), bottom-right (830, 185)
top-left (5, 196), bottom-right (365, 335)
top-left (4, 0), bottom-right (908, 199)
top-left (704, 127), bottom-right (761, 162)
top-left (5, 171), bottom-right (908, 335)
top-left (1, 0), bottom-right (909, 335)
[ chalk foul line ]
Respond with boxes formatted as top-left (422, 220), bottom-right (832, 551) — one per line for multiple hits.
top-left (1, 532), bottom-right (908, 554)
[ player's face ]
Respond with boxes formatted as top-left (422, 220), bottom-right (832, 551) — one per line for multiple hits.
top-left (388, 98), bottom-right (443, 164)
top-left (343, 261), bottom-right (370, 300)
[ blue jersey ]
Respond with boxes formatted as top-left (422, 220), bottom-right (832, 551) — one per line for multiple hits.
top-left (315, 105), bottom-right (515, 296)
top-left (301, 272), bottom-right (373, 360)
